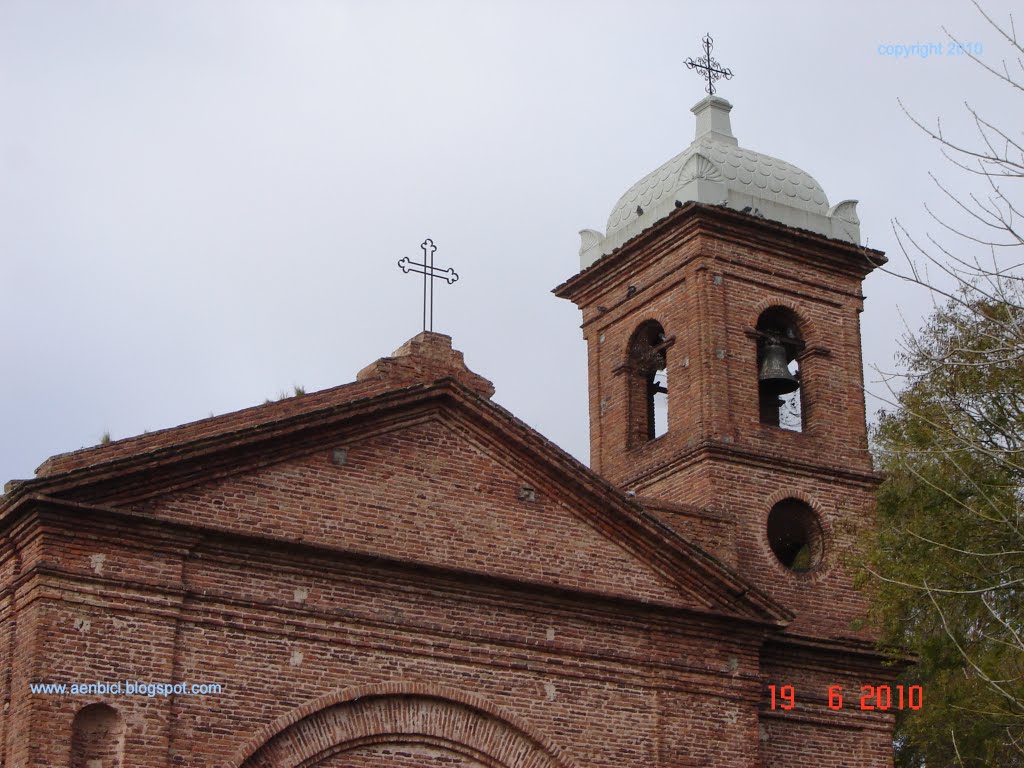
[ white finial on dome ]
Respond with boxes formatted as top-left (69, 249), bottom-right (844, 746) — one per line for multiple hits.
top-left (691, 96), bottom-right (737, 146)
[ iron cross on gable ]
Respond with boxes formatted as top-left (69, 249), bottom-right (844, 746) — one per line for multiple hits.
top-left (685, 34), bottom-right (733, 95)
top-left (397, 238), bottom-right (459, 333)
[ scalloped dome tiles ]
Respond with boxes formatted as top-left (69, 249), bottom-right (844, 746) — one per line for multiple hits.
top-left (578, 96), bottom-right (862, 268)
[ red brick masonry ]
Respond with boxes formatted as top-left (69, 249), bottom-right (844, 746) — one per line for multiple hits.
top-left (1, 204), bottom-right (896, 767)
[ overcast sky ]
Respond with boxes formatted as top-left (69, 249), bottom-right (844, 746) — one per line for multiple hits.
top-left (1, 0), bottom-right (1020, 484)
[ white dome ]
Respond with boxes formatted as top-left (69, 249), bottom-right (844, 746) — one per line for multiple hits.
top-left (606, 137), bottom-right (830, 236)
top-left (579, 96), bottom-right (861, 269)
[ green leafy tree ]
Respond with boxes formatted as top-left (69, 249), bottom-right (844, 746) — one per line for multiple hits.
top-left (869, 291), bottom-right (1024, 766)
top-left (863, 3), bottom-right (1024, 763)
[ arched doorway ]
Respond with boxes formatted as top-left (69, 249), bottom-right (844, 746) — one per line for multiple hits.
top-left (234, 684), bottom-right (573, 768)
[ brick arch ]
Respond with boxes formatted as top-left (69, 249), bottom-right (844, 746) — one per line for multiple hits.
top-left (763, 487), bottom-right (822, 513)
top-left (624, 319), bottom-right (670, 447)
top-left (751, 300), bottom-right (815, 431)
top-left (231, 682), bottom-right (576, 768)
top-left (748, 298), bottom-right (815, 346)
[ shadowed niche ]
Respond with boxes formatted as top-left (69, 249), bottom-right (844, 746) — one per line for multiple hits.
top-left (70, 703), bottom-right (125, 768)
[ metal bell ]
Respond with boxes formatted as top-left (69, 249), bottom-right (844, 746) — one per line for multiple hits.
top-left (759, 340), bottom-right (799, 396)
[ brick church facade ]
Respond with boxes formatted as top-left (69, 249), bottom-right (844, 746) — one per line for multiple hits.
top-left (1, 95), bottom-right (896, 766)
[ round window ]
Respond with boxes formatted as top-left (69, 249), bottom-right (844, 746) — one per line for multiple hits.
top-left (767, 499), bottom-right (824, 572)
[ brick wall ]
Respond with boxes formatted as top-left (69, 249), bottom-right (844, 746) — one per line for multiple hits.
top-left (0, 228), bottom-right (900, 768)
top-left (555, 203), bottom-right (884, 641)
top-left (4, 496), bottom-right (780, 767)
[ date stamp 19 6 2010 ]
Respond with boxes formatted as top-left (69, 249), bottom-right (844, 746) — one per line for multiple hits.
top-left (768, 685), bottom-right (923, 712)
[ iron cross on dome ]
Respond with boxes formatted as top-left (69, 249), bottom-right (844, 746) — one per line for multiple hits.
top-left (685, 34), bottom-right (733, 95)
top-left (397, 238), bottom-right (459, 333)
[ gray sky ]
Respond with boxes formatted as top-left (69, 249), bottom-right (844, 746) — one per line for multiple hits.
top-left (1, 0), bottom-right (1019, 484)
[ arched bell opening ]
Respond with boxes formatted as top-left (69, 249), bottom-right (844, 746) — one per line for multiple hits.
top-left (755, 307), bottom-right (804, 432)
top-left (626, 321), bottom-right (670, 447)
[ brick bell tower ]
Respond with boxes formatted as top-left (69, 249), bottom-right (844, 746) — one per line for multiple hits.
top-left (554, 95), bottom-right (886, 642)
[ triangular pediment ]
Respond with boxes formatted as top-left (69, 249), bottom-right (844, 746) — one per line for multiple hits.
top-left (2, 332), bottom-right (789, 626)
top-left (5, 381), bottom-right (787, 626)
top-left (129, 413), bottom-right (700, 608)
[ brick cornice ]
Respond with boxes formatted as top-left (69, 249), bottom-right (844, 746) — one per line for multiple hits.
top-left (553, 201), bottom-right (886, 307)
top-left (624, 439), bottom-right (882, 492)
top-left (763, 632), bottom-right (908, 672)
top-left (10, 496), bottom-right (768, 634)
